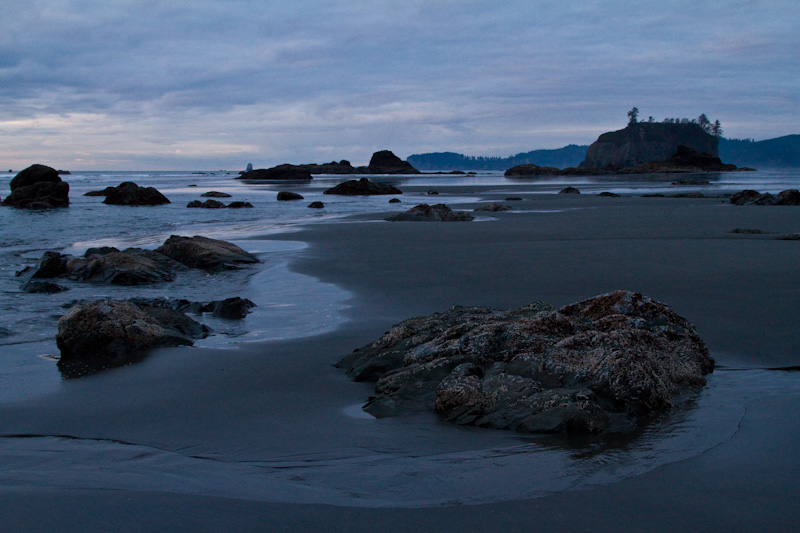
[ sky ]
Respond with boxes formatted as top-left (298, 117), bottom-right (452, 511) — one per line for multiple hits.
top-left (1, 0), bottom-right (798, 170)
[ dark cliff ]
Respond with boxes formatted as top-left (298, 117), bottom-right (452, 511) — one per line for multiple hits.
top-left (580, 123), bottom-right (719, 170)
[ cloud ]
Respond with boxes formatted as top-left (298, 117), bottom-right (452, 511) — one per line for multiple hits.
top-left (0, 0), bottom-right (798, 169)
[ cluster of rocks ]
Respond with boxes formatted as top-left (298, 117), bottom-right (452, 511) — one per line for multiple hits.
top-left (619, 145), bottom-right (744, 174)
top-left (338, 291), bottom-right (713, 434)
top-left (1, 164), bottom-right (70, 208)
top-left (18, 235), bottom-right (260, 290)
top-left (238, 150), bottom-right (419, 180)
top-left (474, 203), bottom-right (512, 212)
top-left (386, 203), bottom-right (474, 222)
top-left (730, 189), bottom-right (800, 206)
top-left (187, 199), bottom-right (253, 208)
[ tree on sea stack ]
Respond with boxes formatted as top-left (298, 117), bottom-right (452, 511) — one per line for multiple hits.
top-left (627, 107), bottom-right (639, 124)
top-left (712, 120), bottom-right (723, 138)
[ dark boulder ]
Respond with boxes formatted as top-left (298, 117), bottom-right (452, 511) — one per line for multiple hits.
top-left (730, 190), bottom-right (761, 205)
top-left (56, 300), bottom-right (198, 376)
top-left (559, 187), bottom-right (580, 194)
top-left (22, 280), bottom-right (69, 293)
top-left (29, 251), bottom-right (70, 278)
top-left (200, 191), bottom-right (232, 198)
top-left (3, 180), bottom-right (69, 208)
top-left (324, 177), bottom-right (402, 196)
top-left (366, 150), bottom-right (420, 174)
top-left (103, 182), bottom-right (170, 206)
top-left (68, 251), bottom-right (175, 285)
top-left (386, 203), bottom-right (474, 222)
top-left (337, 291), bottom-right (713, 434)
top-left (187, 199), bottom-right (226, 208)
top-left (308, 201), bottom-right (325, 209)
top-left (9, 164), bottom-right (61, 190)
top-left (598, 192), bottom-right (621, 197)
top-left (777, 189), bottom-right (800, 205)
top-left (277, 191), bottom-right (304, 201)
top-left (155, 235), bottom-right (259, 271)
top-left (226, 201), bottom-right (253, 208)
top-left (389, 198), bottom-right (401, 203)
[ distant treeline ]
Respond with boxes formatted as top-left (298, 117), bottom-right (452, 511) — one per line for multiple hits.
top-left (719, 135), bottom-right (800, 168)
top-left (407, 144), bottom-right (589, 171)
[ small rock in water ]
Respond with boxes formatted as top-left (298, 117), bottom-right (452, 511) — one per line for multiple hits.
top-left (277, 191), bottom-right (304, 201)
top-left (308, 201), bottom-right (325, 209)
top-left (559, 187), bottom-right (580, 194)
top-left (386, 203), bottom-right (474, 222)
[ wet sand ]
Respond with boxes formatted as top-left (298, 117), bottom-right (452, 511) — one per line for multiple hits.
top-left (1, 189), bottom-right (799, 530)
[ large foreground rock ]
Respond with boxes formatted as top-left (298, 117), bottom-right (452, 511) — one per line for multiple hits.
top-left (324, 177), bottom-right (403, 196)
top-left (155, 235), bottom-right (259, 271)
top-left (386, 203), bottom-right (474, 222)
top-left (337, 290), bottom-right (713, 434)
top-left (102, 182), bottom-right (170, 205)
top-left (2, 164), bottom-right (69, 208)
top-left (56, 300), bottom-right (200, 376)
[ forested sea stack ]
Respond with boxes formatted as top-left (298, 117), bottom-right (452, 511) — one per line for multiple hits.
top-left (580, 122), bottom-right (719, 170)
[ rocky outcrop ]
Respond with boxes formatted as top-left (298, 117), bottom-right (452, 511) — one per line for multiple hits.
top-left (102, 182), bottom-right (170, 205)
top-left (56, 300), bottom-right (202, 376)
top-left (19, 236), bottom-right (257, 288)
top-left (386, 203), bottom-right (474, 222)
top-left (504, 164), bottom-right (561, 177)
top-left (730, 189), bottom-right (800, 206)
top-left (200, 191), bottom-right (232, 198)
top-left (236, 151), bottom-right (418, 180)
top-left (337, 291), bottom-right (713, 434)
top-left (155, 235), bottom-right (259, 271)
top-left (277, 191), bottom-right (304, 201)
top-left (559, 187), bottom-right (580, 194)
top-left (227, 201), bottom-right (253, 208)
top-left (366, 150), bottom-right (420, 174)
top-left (324, 177), bottom-right (402, 196)
top-left (2, 164), bottom-right (69, 209)
top-left (238, 165), bottom-right (313, 181)
top-left (84, 187), bottom-right (116, 197)
top-left (580, 123), bottom-right (719, 170)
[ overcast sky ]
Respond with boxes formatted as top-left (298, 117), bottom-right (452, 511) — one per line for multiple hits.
top-left (1, 0), bottom-right (798, 170)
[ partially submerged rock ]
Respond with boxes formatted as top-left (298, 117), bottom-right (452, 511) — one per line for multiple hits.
top-left (277, 191), bottom-right (304, 201)
top-left (238, 165), bottom-right (313, 181)
top-left (2, 164), bottom-right (69, 209)
top-left (201, 191), bottom-right (232, 198)
top-left (324, 178), bottom-right (403, 196)
top-left (386, 203), bottom-right (474, 222)
top-left (56, 300), bottom-right (201, 376)
top-left (308, 201), bottom-right (325, 209)
top-left (155, 235), bottom-right (259, 271)
top-left (102, 182), bottom-right (170, 206)
top-left (559, 187), bottom-right (580, 194)
top-left (337, 291), bottom-right (713, 434)
top-left (187, 199), bottom-right (226, 208)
